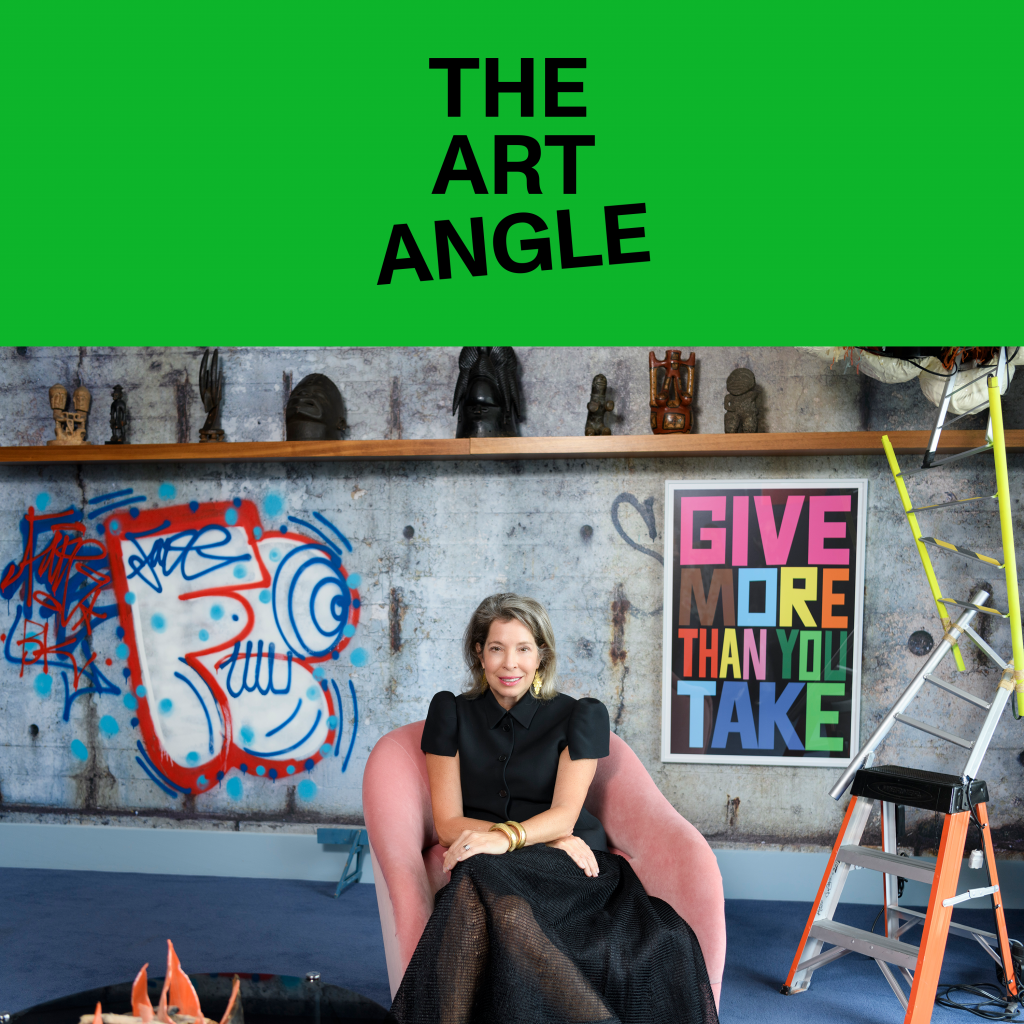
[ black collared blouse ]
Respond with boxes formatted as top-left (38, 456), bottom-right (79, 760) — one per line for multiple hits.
top-left (421, 688), bottom-right (611, 851)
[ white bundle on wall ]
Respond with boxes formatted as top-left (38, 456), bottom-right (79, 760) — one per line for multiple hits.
top-left (798, 347), bottom-right (1024, 412)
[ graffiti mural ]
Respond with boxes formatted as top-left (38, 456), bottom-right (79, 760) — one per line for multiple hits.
top-left (2, 488), bottom-right (363, 801)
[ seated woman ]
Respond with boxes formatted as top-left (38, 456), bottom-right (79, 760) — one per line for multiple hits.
top-left (390, 593), bottom-right (719, 1024)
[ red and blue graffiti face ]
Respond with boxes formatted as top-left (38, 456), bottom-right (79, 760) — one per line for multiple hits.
top-left (2, 492), bottom-right (361, 799)
top-left (104, 500), bottom-right (360, 794)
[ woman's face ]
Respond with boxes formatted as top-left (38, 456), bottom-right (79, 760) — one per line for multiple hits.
top-left (476, 618), bottom-right (541, 706)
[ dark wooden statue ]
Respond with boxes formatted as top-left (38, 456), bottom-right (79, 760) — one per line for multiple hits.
top-left (286, 373), bottom-right (346, 440)
top-left (198, 349), bottom-right (225, 443)
top-left (452, 347), bottom-right (522, 438)
top-left (649, 350), bottom-right (696, 434)
top-left (585, 374), bottom-right (614, 436)
top-left (106, 385), bottom-right (129, 444)
top-left (724, 368), bottom-right (759, 433)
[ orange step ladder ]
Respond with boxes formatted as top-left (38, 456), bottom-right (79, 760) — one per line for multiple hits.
top-left (783, 766), bottom-right (1017, 1020)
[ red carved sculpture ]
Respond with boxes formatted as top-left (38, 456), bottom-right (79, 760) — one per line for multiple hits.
top-left (649, 350), bottom-right (696, 434)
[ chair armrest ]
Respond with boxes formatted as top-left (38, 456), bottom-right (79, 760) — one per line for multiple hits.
top-left (362, 727), bottom-right (439, 977)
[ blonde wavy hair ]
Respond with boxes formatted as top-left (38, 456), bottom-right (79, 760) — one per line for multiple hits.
top-left (462, 593), bottom-right (558, 700)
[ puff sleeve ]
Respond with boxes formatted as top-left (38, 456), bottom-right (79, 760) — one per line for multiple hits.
top-left (567, 697), bottom-right (610, 760)
top-left (420, 690), bottom-right (458, 756)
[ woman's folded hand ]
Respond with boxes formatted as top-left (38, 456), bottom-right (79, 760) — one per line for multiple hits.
top-left (546, 835), bottom-right (600, 878)
top-left (442, 828), bottom-right (515, 872)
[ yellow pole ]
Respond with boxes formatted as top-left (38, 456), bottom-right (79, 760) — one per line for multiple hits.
top-left (987, 378), bottom-right (1024, 714)
top-left (882, 434), bottom-right (967, 671)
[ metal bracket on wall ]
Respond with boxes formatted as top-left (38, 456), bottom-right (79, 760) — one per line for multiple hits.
top-left (316, 826), bottom-right (367, 898)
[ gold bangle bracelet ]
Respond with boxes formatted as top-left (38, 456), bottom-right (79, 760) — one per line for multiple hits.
top-left (489, 822), bottom-right (516, 851)
top-left (505, 820), bottom-right (527, 850)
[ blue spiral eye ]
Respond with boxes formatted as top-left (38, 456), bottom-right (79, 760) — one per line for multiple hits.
top-left (272, 545), bottom-right (352, 657)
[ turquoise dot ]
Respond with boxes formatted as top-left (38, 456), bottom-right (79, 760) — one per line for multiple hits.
top-left (259, 590), bottom-right (271, 604)
top-left (253, 526), bottom-right (263, 539)
top-left (265, 493), bottom-right (283, 517)
top-left (109, 519), bottom-right (120, 534)
top-left (256, 765), bottom-right (266, 776)
top-left (197, 775), bottom-right (207, 786)
top-left (233, 564), bottom-right (246, 579)
top-left (286, 765), bottom-right (296, 775)
top-left (297, 779), bottom-right (317, 800)
top-left (151, 614), bottom-right (166, 632)
top-left (186, 751), bottom-right (199, 765)
top-left (313, 665), bottom-right (325, 680)
top-left (116, 642), bottom-right (129, 658)
top-left (36, 492), bottom-right (51, 511)
top-left (225, 507), bottom-right (239, 526)
top-left (306, 686), bottom-right (319, 699)
top-left (70, 738), bottom-right (88, 761)
top-left (349, 647), bottom-right (368, 668)
top-left (342, 624), bottom-right (355, 638)
top-left (346, 573), bottom-right (361, 589)
top-left (123, 692), bottom-right (138, 710)
top-left (158, 698), bottom-right (173, 714)
top-left (240, 725), bottom-right (254, 743)
top-left (327, 715), bottom-right (338, 729)
top-left (98, 715), bottom-right (119, 735)
top-left (198, 629), bottom-right (209, 642)
top-left (34, 673), bottom-right (53, 697)
top-left (269, 549), bottom-right (280, 562)
top-left (124, 592), bottom-right (136, 605)
top-left (136, 685), bottom-right (146, 697)
top-left (211, 605), bottom-right (223, 620)
top-left (226, 777), bottom-right (243, 799)
top-left (158, 483), bottom-right (176, 500)
top-left (319, 743), bottom-right (332, 757)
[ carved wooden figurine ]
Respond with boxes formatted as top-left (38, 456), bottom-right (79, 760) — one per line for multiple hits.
top-left (585, 374), bottom-right (614, 436)
top-left (106, 385), bottom-right (129, 444)
top-left (47, 384), bottom-right (92, 446)
top-left (649, 351), bottom-right (696, 434)
top-left (724, 368), bottom-right (758, 432)
top-left (198, 349), bottom-right (225, 442)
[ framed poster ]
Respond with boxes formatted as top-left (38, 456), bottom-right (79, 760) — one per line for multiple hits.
top-left (661, 479), bottom-right (867, 766)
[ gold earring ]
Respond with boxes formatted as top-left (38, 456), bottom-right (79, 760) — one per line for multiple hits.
top-left (532, 671), bottom-right (542, 696)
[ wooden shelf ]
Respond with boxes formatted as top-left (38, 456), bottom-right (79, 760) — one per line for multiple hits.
top-left (1, 431), bottom-right (1021, 465)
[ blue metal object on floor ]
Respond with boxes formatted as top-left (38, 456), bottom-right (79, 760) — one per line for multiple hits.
top-left (317, 827), bottom-right (367, 897)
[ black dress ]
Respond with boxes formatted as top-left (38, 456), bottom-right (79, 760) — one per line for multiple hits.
top-left (389, 689), bottom-right (720, 1024)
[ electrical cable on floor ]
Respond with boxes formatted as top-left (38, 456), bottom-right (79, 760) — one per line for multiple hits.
top-left (935, 983), bottom-right (1020, 1020)
top-left (936, 935), bottom-right (1024, 1020)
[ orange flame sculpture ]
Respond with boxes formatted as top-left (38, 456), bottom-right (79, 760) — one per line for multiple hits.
top-left (86, 942), bottom-right (239, 1024)
top-left (132, 963), bottom-right (154, 1021)
top-left (155, 940), bottom-right (203, 1023)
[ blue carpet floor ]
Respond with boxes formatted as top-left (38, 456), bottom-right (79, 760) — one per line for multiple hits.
top-left (2, 868), bottom-right (1021, 1022)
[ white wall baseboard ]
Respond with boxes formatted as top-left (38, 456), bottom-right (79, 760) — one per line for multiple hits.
top-left (714, 847), bottom-right (1024, 908)
top-left (2, 823), bottom-right (1020, 908)
top-left (0, 822), bottom-right (375, 884)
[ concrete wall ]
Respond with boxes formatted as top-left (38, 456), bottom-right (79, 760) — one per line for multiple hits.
top-left (2, 345), bottom-right (1023, 858)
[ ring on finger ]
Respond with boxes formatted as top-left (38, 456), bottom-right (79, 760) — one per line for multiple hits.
top-left (464, 844), bottom-right (471, 850)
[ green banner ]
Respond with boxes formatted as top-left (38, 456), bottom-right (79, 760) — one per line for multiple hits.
top-left (2, 3), bottom-right (1020, 347)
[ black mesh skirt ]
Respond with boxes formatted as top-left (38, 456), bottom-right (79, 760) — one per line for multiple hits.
top-left (389, 844), bottom-right (719, 1024)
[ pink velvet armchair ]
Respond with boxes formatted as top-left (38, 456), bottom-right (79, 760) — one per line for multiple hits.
top-left (362, 721), bottom-right (726, 1008)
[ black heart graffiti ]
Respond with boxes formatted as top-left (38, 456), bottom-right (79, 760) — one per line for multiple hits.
top-left (610, 493), bottom-right (662, 564)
